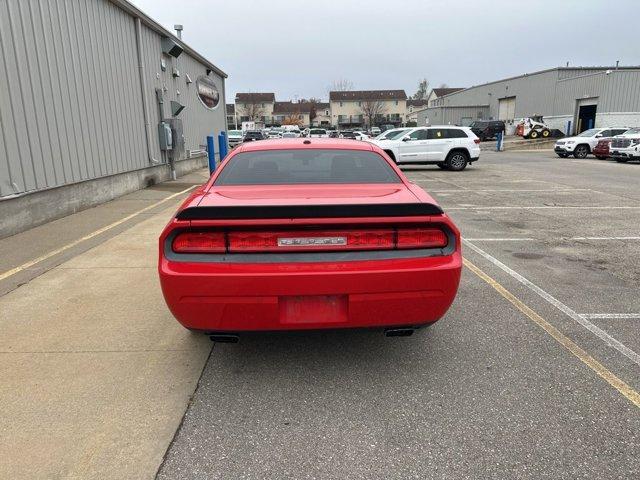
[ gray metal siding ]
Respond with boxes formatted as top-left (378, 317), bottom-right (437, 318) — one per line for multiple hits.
top-left (432, 68), bottom-right (640, 123)
top-left (139, 23), bottom-right (226, 160)
top-left (418, 106), bottom-right (489, 126)
top-left (0, 0), bottom-right (226, 198)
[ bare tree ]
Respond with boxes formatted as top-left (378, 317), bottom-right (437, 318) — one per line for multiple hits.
top-left (360, 99), bottom-right (387, 128)
top-left (305, 97), bottom-right (322, 126)
top-left (283, 112), bottom-right (302, 126)
top-left (328, 78), bottom-right (354, 93)
top-left (238, 94), bottom-right (265, 122)
top-left (412, 78), bottom-right (430, 100)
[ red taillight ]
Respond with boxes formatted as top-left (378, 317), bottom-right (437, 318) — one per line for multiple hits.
top-left (474, 138), bottom-right (481, 144)
top-left (397, 228), bottom-right (448, 249)
top-left (172, 232), bottom-right (226, 253)
top-left (172, 227), bottom-right (448, 254)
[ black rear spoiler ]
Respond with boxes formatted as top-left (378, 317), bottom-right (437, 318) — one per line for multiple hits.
top-left (176, 203), bottom-right (443, 220)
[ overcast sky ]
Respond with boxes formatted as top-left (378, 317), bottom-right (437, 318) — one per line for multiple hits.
top-left (131, 0), bottom-right (640, 102)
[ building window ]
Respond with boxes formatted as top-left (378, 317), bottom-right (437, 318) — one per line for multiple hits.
top-left (340, 102), bottom-right (343, 107)
top-left (196, 76), bottom-right (220, 109)
top-left (325, 110), bottom-right (329, 115)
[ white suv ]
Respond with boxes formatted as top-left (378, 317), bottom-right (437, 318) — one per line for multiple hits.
top-left (554, 127), bottom-right (629, 159)
top-left (610, 128), bottom-right (640, 163)
top-left (373, 126), bottom-right (480, 171)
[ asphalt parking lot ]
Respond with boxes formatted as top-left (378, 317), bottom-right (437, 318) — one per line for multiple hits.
top-left (1, 151), bottom-right (639, 479)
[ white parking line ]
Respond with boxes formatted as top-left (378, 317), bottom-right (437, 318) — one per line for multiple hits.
top-left (572, 236), bottom-right (640, 241)
top-left (449, 206), bottom-right (640, 211)
top-left (463, 239), bottom-right (640, 367)
top-left (431, 188), bottom-right (590, 193)
top-left (464, 237), bottom-right (640, 242)
top-left (580, 314), bottom-right (640, 320)
top-left (465, 238), bottom-right (536, 241)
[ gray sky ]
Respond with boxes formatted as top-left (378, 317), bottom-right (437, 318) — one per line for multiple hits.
top-left (131, 0), bottom-right (640, 102)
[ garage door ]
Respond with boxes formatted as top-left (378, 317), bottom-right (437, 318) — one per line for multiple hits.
top-left (498, 97), bottom-right (516, 121)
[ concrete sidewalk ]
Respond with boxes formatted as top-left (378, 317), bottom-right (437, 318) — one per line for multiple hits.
top-left (0, 171), bottom-right (212, 479)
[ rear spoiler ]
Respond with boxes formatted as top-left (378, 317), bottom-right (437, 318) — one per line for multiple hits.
top-left (176, 203), bottom-right (443, 220)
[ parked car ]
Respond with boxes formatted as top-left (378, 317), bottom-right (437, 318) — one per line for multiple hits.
top-left (374, 128), bottom-right (410, 142)
top-left (373, 126), bottom-right (481, 171)
top-left (281, 131), bottom-right (298, 138)
top-left (592, 138), bottom-right (612, 160)
top-left (554, 127), bottom-right (629, 158)
top-left (243, 130), bottom-right (265, 142)
top-left (610, 128), bottom-right (640, 163)
top-left (158, 138), bottom-right (462, 339)
top-left (267, 131), bottom-right (283, 139)
top-left (380, 124), bottom-right (395, 132)
top-left (469, 120), bottom-right (505, 141)
top-left (370, 127), bottom-right (381, 136)
top-left (227, 130), bottom-right (243, 147)
top-left (328, 131), bottom-right (339, 138)
top-left (340, 131), bottom-right (357, 139)
top-left (308, 128), bottom-right (329, 138)
top-left (353, 131), bottom-right (370, 141)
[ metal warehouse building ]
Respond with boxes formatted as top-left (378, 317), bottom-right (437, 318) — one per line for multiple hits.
top-left (0, 0), bottom-right (227, 238)
top-left (418, 66), bottom-right (640, 134)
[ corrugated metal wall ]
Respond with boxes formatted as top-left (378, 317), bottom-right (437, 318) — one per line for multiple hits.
top-left (138, 23), bottom-right (226, 162)
top-left (429, 68), bottom-right (640, 123)
top-left (418, 106), bottom-right (490, 127)
top-left (0, 0), bottom-right (226, 198)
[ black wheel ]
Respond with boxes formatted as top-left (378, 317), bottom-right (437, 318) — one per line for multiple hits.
top-left (615, 158), bottom-right (628, 163)
top-left (541, 129), bottom-right (550, 138)
top-left (556, 153), bottom-right (569, 158)
top-left (437, 163), bottom-right (448, 170)
top-left (529, 130), bottom-right (539, 139)
top-left (596, 155), bottom-right (608, 160)
top-left (573, 145), bottom-right (589, 158)
top-left (446, 151), bottom-right (468, 171)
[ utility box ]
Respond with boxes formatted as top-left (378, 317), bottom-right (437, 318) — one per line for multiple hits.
top-left (158, 122), bottom-right (172, 151)
top-left (166, 118), bottom-right (185, 160)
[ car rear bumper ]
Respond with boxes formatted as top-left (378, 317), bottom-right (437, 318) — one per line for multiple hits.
top-left (159, 254), bottom-right (461, 332)
top-left (611, 149), bottom-right (639, 159)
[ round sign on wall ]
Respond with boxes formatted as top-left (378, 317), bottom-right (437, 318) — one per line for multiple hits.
top-left (196, 75), bottom-right (219, 109)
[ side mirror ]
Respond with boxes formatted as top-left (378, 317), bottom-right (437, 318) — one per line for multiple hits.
top-left (595, 134), bottom-right (602, 138)
top-left (402, 137), bottom-right (411, 142)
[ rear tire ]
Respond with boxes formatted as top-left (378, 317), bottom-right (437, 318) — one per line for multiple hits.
top-left (615, 158), bottom-right (628, 163)
top-left (384, 150), bottom-right (396, 163)
top-left (573, 145), bottom-right (589, 158)
top-left (596, 155), bottom-right (608, 160)
top-left (445, 151), bottom-right (468, 171)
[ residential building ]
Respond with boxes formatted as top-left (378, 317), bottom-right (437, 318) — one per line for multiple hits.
top-left (235, 92), bottom-right (276, 125)
top-left (329, 90), bottom-right (408, 128)
top-left (227, 104), bottom-right (237, 129)
top-left (272, 101), bottom-right (312, 126)
top-left (406, 99), bottom-right (429, 124)
top-left (427, 87), bottom-right (465, 107)
top-left (313, 103), bottom-right (331, 127)
top-left (417, 67), bottom-right (640, 132)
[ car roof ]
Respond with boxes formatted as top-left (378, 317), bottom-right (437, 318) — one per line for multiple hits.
top-left (235, 138), bottom-right (375, 153)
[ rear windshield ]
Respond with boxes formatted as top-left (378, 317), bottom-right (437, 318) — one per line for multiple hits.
top-left (215, 149), bottom-right (401, 185)
top-left (310, 129), bottom-right (326, 134)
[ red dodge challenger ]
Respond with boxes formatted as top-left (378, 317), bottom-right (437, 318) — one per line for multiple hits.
top-left (159, 139), bottom-right (462, 341)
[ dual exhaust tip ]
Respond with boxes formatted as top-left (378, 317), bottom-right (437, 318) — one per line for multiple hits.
top-left (208, 328), bottom-right (415, 343)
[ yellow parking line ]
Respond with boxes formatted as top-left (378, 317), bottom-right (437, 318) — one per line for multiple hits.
top-left (0, 186), bottom-right (195, 282)
top-left (463, 257), bottom-right (640, 409)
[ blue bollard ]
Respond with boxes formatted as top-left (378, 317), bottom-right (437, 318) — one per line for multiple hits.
top-left (496, 131), bottom-right (503, 151)
top-left (587, 118), bottom-right (594, 129)
top-left (218, 133), bottom-right (227, 162)
top-left (221, 131), bottom-right (229, 157)
top-left (566, 120), bottom-right (572, 136)
top-left (207, 135), bottom-right (216, 174)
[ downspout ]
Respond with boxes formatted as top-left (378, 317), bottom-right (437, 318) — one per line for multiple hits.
top-left (135, 17), bottom-right (159, 165)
